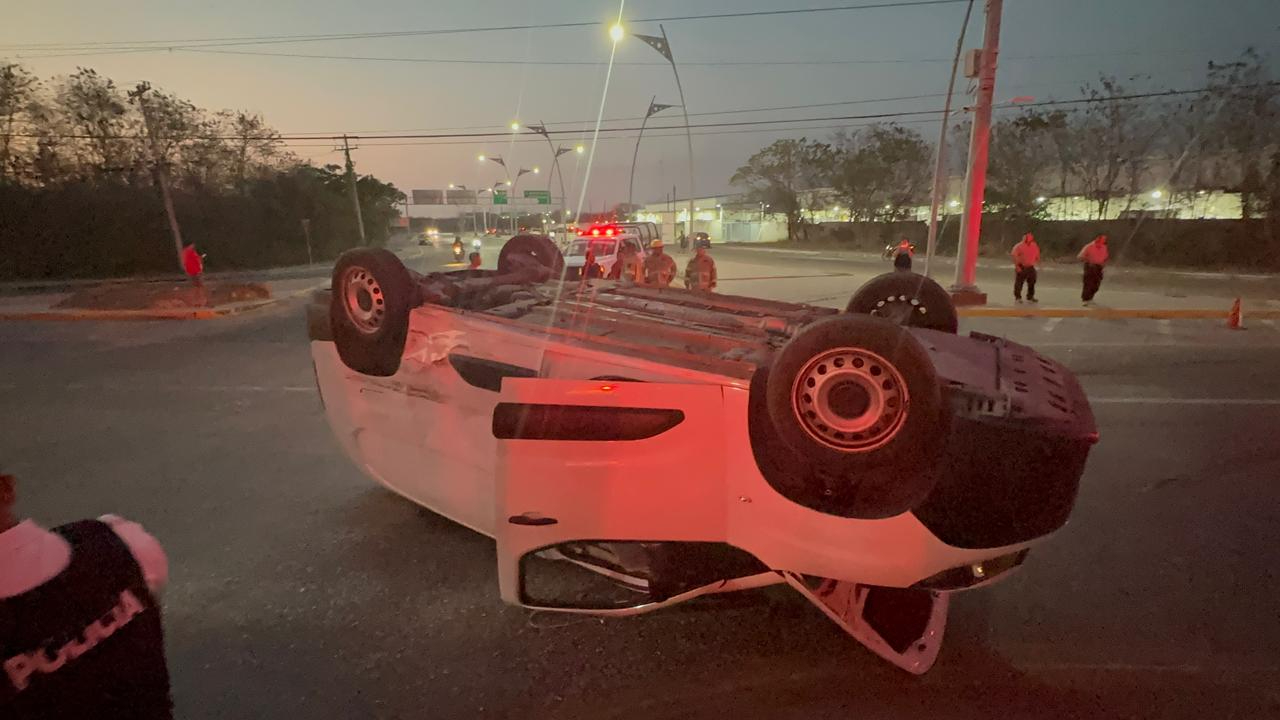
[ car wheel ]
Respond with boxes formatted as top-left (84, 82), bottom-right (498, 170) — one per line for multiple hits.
top-left (762, 315), bottom-right (948, 517)
top-left (330, 248), bottom-right (414, 377)
top-left (846, 272), bottom-right (958, 334)
top-left (498, 234), bottom-right (565, 277)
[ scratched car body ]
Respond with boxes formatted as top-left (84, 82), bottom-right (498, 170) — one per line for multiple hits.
top-left (307, 235), bottom-right (1097, 673)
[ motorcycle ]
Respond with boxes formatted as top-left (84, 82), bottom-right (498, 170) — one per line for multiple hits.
top-left (452, 244), bottom-right (466, 263)
top-left (882, 242), bottom-right (916, 260)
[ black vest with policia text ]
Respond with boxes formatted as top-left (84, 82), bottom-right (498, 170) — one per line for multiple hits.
top-left (1, 519), bottom-right (173, 719)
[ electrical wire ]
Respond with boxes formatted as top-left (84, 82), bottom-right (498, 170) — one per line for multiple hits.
top-left (0, 1), bottom-right (968, 53)
top-left (5, 82), bottom-right (1274, 143)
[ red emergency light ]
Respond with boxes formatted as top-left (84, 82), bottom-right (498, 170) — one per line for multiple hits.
top-left (579, 224), bottom-right (620, 238)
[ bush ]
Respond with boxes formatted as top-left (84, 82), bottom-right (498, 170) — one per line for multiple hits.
top-left (0, 168), bottom-right (395, 280)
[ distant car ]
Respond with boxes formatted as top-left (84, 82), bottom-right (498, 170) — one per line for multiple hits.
top-left (692, 231), bottom-right (710, 247)
top-left (308, 235), bottom-right (1097, 675)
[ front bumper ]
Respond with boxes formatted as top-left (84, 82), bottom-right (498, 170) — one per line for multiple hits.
top-left (912, 331), bottom-right (1097, 549)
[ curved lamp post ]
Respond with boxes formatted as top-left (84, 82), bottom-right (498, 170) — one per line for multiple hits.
top-left (628, 97), bottom-right (676, 208)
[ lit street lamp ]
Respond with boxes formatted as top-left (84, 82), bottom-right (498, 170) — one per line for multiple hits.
top-left (629, 24), bottom-right (696, 238)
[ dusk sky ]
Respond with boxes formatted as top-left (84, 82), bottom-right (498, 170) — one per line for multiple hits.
top-left (4, 0), bottom-right (1278, 214)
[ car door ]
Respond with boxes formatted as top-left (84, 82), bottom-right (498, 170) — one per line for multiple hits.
top-left (492, 378), bottom-right (729, 608)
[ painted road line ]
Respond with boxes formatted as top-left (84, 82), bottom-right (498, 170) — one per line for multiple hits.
top-left (1157, 319), bottom-right (1173, 336)
top-left (1041, 318), bottom-right (1062, 333)
top-left (1261, 319), bottom-right (1278, 331)
top-left (958, 307), bottom-right (1280, 319)
top-left (1090, 397), bottom-right (1280, 406)
top-left (720, 273), bottom-right (855, 281)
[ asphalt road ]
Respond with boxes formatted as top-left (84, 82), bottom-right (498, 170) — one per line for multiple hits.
top-left (2, 242), bottom-right (1279, 719)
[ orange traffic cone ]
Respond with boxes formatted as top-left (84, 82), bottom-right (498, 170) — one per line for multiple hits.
top-left (1227, 298), bottom-right (1244, 330)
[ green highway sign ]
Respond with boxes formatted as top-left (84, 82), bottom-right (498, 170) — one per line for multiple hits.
top-left (492, 190), bottom-right (508, 205)
top-left (523, 189), bottom-right (551, 204)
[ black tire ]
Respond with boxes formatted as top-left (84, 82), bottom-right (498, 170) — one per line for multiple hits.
top-left (763, 315), bottom-right (948, 517)
top-left (330, 248), bottom-right (414, 377)
top-left (846, 271), bottom-right (958, 334)
top-left (498, 234), bottom-right (565, 276)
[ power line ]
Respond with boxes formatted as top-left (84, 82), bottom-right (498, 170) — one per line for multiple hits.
top-left (6, 82), bottom-right (1274, 143)
top-left (1, 1), bottom-right (967, 52)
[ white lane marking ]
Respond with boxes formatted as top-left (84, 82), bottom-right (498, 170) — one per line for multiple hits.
top-left (1090, 397), bottom-right (1280, 406)
top-left (1261, 319), bottom-right (1278, 331)
top-left (1017, 661), bottom-right (1280, 674)
top-left (1156, 319), bottom-right (1173, 336)
top-left (1033, 342), bottom-right (1280, 348)
top-left (1040, 318), bottom-right (1062, 333)
top-left (54, 383), bottom-right (313, 393)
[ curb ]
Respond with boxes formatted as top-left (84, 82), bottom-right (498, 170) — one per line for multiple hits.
top-left (0, 282), bottom-right (328, 322)
top-left (957, 307), bottom-right (1280, 319)
top-left (0, 299), bottom-right (280, 322)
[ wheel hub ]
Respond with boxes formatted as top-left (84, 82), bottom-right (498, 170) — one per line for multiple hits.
top-left (341, 266), bottom-right (386, 335)
top-left (791, 347), bottom-right (909, 452)
top-left (872, 294), bottom-right (929, 325)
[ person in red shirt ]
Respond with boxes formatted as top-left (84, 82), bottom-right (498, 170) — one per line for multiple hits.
top-left (180, 244), bottom-right (207, 306)
top-left (892, 238), bottom-right (914, 271)
top-left (1077, 234), bottom-right (1110, 306)
top-left (1010, 233), bottom-right (1040, 303)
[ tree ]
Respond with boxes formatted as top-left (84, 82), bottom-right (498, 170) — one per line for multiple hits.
top-left (823, 124), bottom-right (931, 221)
top-left (56, 68), bottom-right (136, 177)
top-left (0, 63), bottom-right (39, 183)
top-left (986, 111), bottom-right (1062, 221)
top-left (1203, 48), bottom-right (1279, 220)
top-left (1070, 76), bottom-right (1157, 219)
top-left (227, 111), bottom-right (283, 189)
top-left (731, 138), bottom-right (826, 241)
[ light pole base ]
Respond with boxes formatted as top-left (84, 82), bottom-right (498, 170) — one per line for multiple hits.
top-left (949, 286), bottom-right (988, 307)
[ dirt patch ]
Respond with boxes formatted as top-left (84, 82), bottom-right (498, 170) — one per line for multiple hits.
top-left (54, 281), bottom-right (271, 310)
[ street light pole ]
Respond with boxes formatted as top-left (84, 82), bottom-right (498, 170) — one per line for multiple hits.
top-left (628, 97), bottom-right (675, 208)
top-left (527, 123), bottom-right (574, 229)
top-left (634, 25), bottom-right (695, 239)
top-left (952, 0), bottom-right (1003, 304)
top-left (511, 168), bottom-right (531, 233)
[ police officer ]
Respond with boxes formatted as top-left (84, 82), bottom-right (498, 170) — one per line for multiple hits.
top-left (642, 239), bottom-right (678, 288)
top-left (0, 471), bottom-right (173, 718)
top-left (683, 238), bottom-right (718, 292)
top-left (1010, 232), bottom-right (1040, 303)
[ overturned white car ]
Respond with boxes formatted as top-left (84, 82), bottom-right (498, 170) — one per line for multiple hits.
top-left (307, 235), bottom-right (1097, 674)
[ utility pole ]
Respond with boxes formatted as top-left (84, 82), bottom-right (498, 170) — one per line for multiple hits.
top-left (300, 218), bottom-right (314, 265)
top-left (951, 0), bottom-right (1002, 305)
top-left (342, 135), bottom-right (366, 244)
top-left (128, 82), bottom-right (185, 272)
top-left (924, 0), bottom-right (976, 278)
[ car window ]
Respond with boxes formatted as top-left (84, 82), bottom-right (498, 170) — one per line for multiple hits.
top-left (568, 239), bottom-right (618, 257)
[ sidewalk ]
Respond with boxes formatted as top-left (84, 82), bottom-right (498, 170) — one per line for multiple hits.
top-left (723, 243), bottom-right (1280, 282)
top-left (0, 276), bottom-right (325, 322)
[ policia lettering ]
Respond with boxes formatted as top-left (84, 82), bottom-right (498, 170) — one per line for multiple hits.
top-left (4, 588), bottom-right (147, 692)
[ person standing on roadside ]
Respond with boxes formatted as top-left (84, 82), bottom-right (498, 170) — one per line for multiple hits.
top-left (1010, 232), bottom-right (1040, 303)
top-left (0, 472), bottom-right (174, 718)
top-left (1077, 234), bottom-right (1109, 306)
top-left (642, 239), bottom-right (678, 288)
top-left (892, 238), bottom-right (914, 271)
top-left (180, 244), bottom-right (207, 305)
top-left (683, 238), bottom-right (718, 292)
top-left (609, 242), bottom-right (643, 285)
